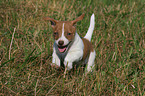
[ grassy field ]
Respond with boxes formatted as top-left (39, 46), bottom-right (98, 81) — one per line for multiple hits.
top-left (0, 0), bottom-right (145, 95)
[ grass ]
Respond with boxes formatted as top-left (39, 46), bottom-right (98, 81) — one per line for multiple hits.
top-left (0, 0), bottom-right (145, 95)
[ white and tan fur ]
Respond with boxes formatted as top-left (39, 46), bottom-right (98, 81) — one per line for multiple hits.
top-left (44, 14), bottom-right (95, 72)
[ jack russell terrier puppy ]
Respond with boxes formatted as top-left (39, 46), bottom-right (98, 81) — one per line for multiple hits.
top-left (44, 13), bottom-right (95, 72)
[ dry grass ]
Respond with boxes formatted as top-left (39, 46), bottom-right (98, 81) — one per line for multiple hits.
top-left (0, 0), bottom-right (145, 95)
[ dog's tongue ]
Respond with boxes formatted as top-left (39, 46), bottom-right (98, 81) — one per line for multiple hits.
top-left (58, 47), bottom-right (66, 53)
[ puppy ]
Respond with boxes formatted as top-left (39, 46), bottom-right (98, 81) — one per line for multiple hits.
top-left (44, 13), bottom-right (95, 72)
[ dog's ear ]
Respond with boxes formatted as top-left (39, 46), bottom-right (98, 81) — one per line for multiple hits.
top-left (71, 14), bottom-right (85, 25)
top-left (43, 17), bottom-right (58, 27)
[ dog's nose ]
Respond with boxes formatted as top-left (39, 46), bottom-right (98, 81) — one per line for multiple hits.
top-left (58, 40), bottom-right (64, 46)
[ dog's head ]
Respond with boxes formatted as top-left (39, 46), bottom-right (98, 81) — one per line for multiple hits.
top-left (44, 14), bottom-right (85, 53)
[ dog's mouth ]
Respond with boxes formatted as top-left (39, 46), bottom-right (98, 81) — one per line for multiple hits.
top-left (58, 45), bottom-right (67, 53)
top-left (57, 42), bottom-right (72, 53)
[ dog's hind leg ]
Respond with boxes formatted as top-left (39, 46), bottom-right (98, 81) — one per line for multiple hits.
top-left (86, 50), bottom-right (96, 72)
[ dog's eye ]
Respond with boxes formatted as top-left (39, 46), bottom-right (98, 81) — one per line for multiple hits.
top-left (67, 33), bottom-right (71, 36)
top-left (54, 32), bottom-right (58, 35)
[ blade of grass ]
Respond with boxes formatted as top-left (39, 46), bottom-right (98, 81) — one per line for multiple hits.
top-left (9, 28), bottom-right (16, 60)
top-left (0, 57), bottom-right (15, 67)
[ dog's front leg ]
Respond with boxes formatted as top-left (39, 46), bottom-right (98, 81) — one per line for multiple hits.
top-left (64, 50), bottom-right (83, 70)
top-left (51, 51), bottom-right (60, 68)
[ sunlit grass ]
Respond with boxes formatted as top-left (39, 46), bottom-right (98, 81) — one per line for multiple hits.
top-left (0, 0), bottom-right (145, 95)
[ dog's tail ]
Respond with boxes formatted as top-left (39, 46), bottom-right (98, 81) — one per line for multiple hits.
top-left (84, 13), bottom-right (95, 41)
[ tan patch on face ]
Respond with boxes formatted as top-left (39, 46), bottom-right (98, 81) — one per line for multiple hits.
top-left (52, 22), bottom-right (63, 40)
top-left (64, 21), bottom-right (76, 41)
top-left (82, 38), bottom-right (94, 60)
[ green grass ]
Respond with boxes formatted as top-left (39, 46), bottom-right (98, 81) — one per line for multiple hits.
top-left (0, 0), bottom-right (145, 95)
